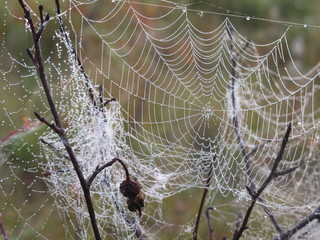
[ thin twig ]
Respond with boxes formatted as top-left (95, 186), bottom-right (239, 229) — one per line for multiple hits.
top-left (232, 123), bottom-right (293, 240)
top-left (205, 207), bottom-right (215, 240)
top-left (18, 1), bottom-right (101, 239)
top-left (273, 206), bottom-right (320, 240)
top-left (87, 157), bottom-right (130, 188)
top-left (87, 157), bottom-right (145, 239)
top-left (0, 213), bottom-right (8, 240)
top-left (104, 97), bottom-right (116, 106)
top-left (227, 23), bottom-right (283, 234)
top-left (273, 165), bottom-right (299, 178)
top-left (40, 138), bottom-right (70, 160)
top-left (54, 0), bottom-right (97, 106)
top-left (232, 213), bottom-right (242, 240)
top-left (193, 160), bottom-right (214, 240)
top-left (227, 24), bottom-right (254, 189)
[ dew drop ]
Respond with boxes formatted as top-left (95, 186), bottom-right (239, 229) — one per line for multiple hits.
top-left (303, 24), bottom-right (307, 28)
top-left (112, 0), bottom-right (115, 2)
top-left (182, 7), bottom-right (187, 13)
top-left (198, 11), bottom-right (203, 17)
top-left (246, 16), bottom-right (251, 21)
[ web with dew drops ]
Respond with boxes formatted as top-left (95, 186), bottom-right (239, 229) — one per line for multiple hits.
top-left (1, 0), bottom-right (320, 239)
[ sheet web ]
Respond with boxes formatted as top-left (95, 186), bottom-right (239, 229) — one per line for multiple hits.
top-left (1, 0), bottom-right (320, 239)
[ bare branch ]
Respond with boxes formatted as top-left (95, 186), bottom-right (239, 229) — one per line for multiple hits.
top-left (274, 165), bottom-right (299, 178)
top-left (261, 204), bottom-right (283, 234)
top-left (54, 0), bottom-right (97, 107)
top-left (273, 206), bottom-right (320, 240)
top-left (34, 112), bottom-right (63, 135)
top-left (227, 23), bottom-right (255, 190)
top-left (232, 123), bottom-right (293, 240)
top-left (40, 138), bottom-right (70, 160)
top-left (87, 157), bottom-right (130, 188)
top-left (227, 22), bottom-right (284, 234)
top-left (18, 0), bottom-right (61, 128)
top-left (26, 48), bottom-right (36, 65)
top-left (193, 160), bottom-right (214, 240)
top-left (18, 1), bottom-right (101, 239)
top-left (35, 5), bottom-right (50, 41)
top-left (255, 123), bottom-right (291, 197)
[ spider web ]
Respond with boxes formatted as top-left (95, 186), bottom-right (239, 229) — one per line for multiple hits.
top-left (1, 0), bottom-right (320, 239)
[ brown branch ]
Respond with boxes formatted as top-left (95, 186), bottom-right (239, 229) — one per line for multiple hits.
top-left (18, 1), bottom-right (101, 239)
top-left (193, 160), bottom-right (214, 240)
top-left (86, 157), bottom-right (145, 239)
top-left (0, 213), bottom-right (8, 240)
top-left (232, 123), bottom-right (293, 240)
top-left (19, 0), bottom-right (61, 128)
top-left (87, 157), bottom-right (130, 188)
top-left (273, 206), bottom-right (320, 240)
top-left (34, 112), bottom-right (63, 135)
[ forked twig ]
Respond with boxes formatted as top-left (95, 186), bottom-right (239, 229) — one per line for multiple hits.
top-left (232, 123), bottom-right (293, 240)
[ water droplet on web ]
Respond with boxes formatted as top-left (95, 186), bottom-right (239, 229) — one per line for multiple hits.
top-left (198, 11), bottom-right (203, 17)
top-left (227, 10), bottom-right (230, 13)
top-left (182, 7), bottom-right (187, 13)
top-left (246, 16), bottom-right (251, 21)
top-left (303, 24), bottom-right (307, 28)
top-left (112, 0), bottom-right (115, 2)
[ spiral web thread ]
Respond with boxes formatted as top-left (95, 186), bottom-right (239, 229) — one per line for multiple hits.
top-left (1, 0), bottom-right (320, 239)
